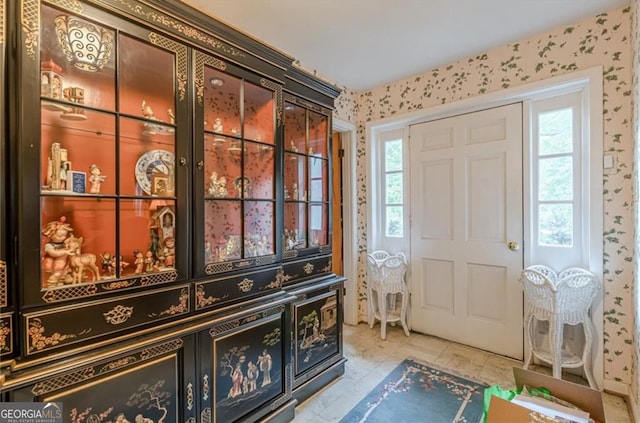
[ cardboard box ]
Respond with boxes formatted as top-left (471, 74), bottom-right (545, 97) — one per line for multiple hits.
top-left (486, 367), bottom-right (605, 423)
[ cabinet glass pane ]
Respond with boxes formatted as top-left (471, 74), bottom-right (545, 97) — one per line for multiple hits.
top-left (308, 157), bottom-right (327, 202)
top-left (41, 103), bottom-right (116, 195)
top-left (309, 203), bottom-right (328, 247)
top-left (120, 117), bottom-right (176, 197)
top-left (40, 5), bottom-right (116, 111)
top-left (204, 67), bottom-right (241, 138)
top-left (205, 201), bottom-right (242, 261)
top-left (197, 54), bottom-right (278, 269)
top-left (204, 134), bottom-right (241, 199)
top-left (118, 34), bottom-right (176, 120)
top-left (284, 203), bottom-right (307, 250)
top-left (41, 197), bottom-right (115, 288)
top-left (244, 81), bottom-right (274, 144)
top-left (308, 111), bottom-right (327, 157)
top-left (120, 200), bottom-right (176, 276)
top-left (284, 102), bottom-right (306, 153)
top-left (284, 153), bottom-right (306, 201)
top-left (244, 201), bottom-right (274, 257)
top-left (35, 6), bottom-right (187, 302)
top-left (244, 142), bottom-right (274, 199)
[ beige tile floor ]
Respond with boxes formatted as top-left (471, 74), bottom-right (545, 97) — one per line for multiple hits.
top-left (294, 323), bottom-right (634, 422)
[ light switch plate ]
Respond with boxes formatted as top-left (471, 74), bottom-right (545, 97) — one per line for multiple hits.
top-left (603, 154), bottom-right (615, 171)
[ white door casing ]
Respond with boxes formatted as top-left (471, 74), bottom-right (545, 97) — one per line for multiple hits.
top-left (409, 103), bottom-right (524, 359)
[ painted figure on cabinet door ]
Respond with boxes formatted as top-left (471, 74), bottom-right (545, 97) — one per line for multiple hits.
top-left (215, 318), bottom-right (284, 422)
top-left (257, 349), bottom-right (272, 386)
top-left (295, 293), bottom-right (339, 376)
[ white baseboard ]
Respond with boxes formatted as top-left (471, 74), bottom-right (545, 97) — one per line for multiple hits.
top-left (603, 379), bottom-right (638, 422)
top-left (604, 379), bottom-right (630, 396)
top-left (629, 394), bottom-right (639, 423)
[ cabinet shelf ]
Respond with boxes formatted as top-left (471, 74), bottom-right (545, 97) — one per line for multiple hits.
top-left (4, 0), bottom-right (342, 419)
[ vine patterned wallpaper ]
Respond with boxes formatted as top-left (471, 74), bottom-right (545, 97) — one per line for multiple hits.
top-left (631, 0), bottom-right (639, 408)
top-left (334, 6), bottom-right (635, 387)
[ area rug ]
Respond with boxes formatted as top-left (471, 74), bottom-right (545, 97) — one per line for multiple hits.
top-left (339, 358), bottom-right (486, 423)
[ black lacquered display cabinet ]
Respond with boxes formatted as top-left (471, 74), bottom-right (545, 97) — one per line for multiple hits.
top-left (0, 0), bottom-right (11, 369)
top-left (1, 0), bottom-right (343, 421)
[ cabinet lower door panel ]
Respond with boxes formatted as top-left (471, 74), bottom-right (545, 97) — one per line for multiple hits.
top-left (288, 276), bottom-right (346, 402)
top-left (198, 300), bottom-right (293, 422)
top-left (11, 336), bottom-right (192, 422)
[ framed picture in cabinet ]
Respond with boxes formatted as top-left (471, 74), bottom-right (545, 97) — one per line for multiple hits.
top-left (68, 170), bottom-right (86, 193)
top-left (210, 307), bottom-right (290, 423)
top-left (152, 173), bottom-right (172, 196)
top-left (294, 290), bottom-right (339, 376)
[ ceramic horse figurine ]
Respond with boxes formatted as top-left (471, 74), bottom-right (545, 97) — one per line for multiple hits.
top-left (64, 235), bottom-right (100, 283)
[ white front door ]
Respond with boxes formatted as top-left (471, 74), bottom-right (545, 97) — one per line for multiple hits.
top-left (409, 103), bottom-right (524, 359)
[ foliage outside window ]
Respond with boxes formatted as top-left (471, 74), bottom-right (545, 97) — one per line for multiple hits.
top-left (536, 107), bottom-right (574, 247)
top-left (384, 139), bottom-right (404, 237)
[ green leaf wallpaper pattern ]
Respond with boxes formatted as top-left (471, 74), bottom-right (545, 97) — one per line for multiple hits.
top-left (333, 6), bottom-right (635, 388)
top-left (631, 0), bottom-right (640, 408)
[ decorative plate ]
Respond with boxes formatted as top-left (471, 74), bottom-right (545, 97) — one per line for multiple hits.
top-left (135, 150), bottom-right (175, 195)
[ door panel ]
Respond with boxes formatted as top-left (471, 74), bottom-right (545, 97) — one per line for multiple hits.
top-left (409, 103), bottom-right (523, 359)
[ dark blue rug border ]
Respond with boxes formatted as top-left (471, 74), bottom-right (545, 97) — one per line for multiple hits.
top-left (339, 358), bottom-right (487, 423)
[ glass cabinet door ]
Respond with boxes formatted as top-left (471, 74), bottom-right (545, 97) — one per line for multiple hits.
top-left (22, 3), bottom-right (187, 305)
top-left (195, 53), bottom-right (278, 275)
top-left (283, 99), bottom-right (331, 256)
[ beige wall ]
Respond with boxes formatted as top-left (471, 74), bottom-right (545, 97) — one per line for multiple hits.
top-left (334, 6), bottom-right (635, 388)
top-left (631, 0), bottom-right (639, 412)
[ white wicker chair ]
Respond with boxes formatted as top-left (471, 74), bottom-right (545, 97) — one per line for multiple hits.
top-left (520, 265), bottom-right (600, 388)
top-left (369, 250), bottom-right (391, 263)
top-left (366, 254), bottom-right (384, 328)
top-left (367, 252), bottom-right (410, 340)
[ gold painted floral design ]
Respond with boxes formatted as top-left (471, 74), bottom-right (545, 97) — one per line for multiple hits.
top-left (196, 285), bottom-right (228, 309)
top-left (0, 319), bottom-right (11, 353)
top-left (150, 288), bottom-right (189, 317)
top-left (28, 318), bottom-right (84, 352)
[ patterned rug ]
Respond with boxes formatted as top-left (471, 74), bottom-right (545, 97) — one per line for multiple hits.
top-left (339, 358), bottom-right (486, 423)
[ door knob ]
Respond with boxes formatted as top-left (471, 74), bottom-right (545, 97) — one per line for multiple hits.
top-left (507, 241), bottom-right (519, 251)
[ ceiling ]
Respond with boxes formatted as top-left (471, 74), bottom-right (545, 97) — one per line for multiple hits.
top-left (182, 0), bottom-right (630, 91)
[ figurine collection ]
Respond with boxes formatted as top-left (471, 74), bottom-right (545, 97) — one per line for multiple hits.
top-left (41, 206), bottom-right (177, 287)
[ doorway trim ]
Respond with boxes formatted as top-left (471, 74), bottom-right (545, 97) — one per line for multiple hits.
top-left (333, 117), bottom-right (358, 325)
top-left (365, 66), bottom-right (604, 389)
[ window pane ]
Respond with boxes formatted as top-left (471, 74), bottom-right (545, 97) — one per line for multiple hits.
top-left (386, 173), bottom-right (403, 204)
top-left (539, 156), bottom-right (573, 201)
top-left (385, 139), bottom-right (403, 171)
top-left (539, 108), bottom-right (573, 155)
top-left (539, 204), bottom-right (573, 246)
top-left (385, 206), bottom-right (403, 237)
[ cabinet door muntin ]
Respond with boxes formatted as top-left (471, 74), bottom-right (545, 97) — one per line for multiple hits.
top-left (197, 54), bottom-right (278, 274)
top-left (26, 1), bottom-right (186, 306)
